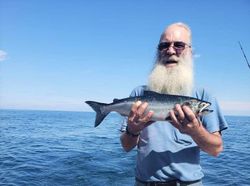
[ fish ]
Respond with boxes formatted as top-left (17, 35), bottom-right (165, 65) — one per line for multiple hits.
top-left (85, 90), bottom-right (213, 127)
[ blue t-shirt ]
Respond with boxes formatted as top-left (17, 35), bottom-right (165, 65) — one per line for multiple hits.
top-left (121, 85), bottom-right (228, 182)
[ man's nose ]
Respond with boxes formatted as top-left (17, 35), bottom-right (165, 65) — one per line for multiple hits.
top-left (166, 44), bottom-right (176, 55)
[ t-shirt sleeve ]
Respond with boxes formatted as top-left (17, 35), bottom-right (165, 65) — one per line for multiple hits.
top-left (199, 89), bottom-right (228, 133)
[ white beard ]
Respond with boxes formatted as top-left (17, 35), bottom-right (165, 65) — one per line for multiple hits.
top-left (148, 54), bottom-right (194, 96)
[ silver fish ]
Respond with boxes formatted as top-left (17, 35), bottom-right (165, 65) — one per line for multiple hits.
top-left (85, 90), bottom-right (212, 127)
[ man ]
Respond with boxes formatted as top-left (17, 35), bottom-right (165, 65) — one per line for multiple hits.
top-left (120, 22), bottom-right (228, 186)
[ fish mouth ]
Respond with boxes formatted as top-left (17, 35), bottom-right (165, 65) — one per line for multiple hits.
top-left (199, 102), bottom-right (209, 112)
top-left (200, 108), bottom-right (213, 115)
top-left (198, 102), bottom-right (212, 115)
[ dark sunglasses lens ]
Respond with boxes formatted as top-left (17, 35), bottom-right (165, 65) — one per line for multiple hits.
top-left (174, 42), bottom-right (186, 49)
top-left (158, 42), bottom-right (171, 51)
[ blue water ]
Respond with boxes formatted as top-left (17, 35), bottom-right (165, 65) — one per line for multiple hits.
top-left (0, 110), bottom-right (249, 186)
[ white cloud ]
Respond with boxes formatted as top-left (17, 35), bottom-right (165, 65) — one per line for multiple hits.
top-left (0, 50), bottom-right (8, 61)
top-left (193, 54), bottom-right (201, 59)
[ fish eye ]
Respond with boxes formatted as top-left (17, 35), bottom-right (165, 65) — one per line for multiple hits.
top-left (199, 102), bottom-right (206, 107)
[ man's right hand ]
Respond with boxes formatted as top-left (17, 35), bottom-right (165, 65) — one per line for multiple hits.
top-left (120, 101), bottom-right (154, 152)
top-left (127, 101), bottom-right (154, 135)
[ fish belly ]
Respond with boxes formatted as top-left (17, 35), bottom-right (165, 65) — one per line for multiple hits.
top-left (147, 103), bottom-right (173, 121)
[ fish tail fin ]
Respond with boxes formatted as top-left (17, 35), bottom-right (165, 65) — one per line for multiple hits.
top-left (85, 101), bottom-right (109, 127)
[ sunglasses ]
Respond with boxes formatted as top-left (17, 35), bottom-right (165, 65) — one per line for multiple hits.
top-left (158, 41), bottom-right (191, 53)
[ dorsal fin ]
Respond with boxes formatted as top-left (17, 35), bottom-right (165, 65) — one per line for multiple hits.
top-left (143, 90), bottom-right (163, 97)
top-left (113, 98), bottom-right (119, 103)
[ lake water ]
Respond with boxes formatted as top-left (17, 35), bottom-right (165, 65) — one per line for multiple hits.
top-left (0, 110), bottom-right (249, 186)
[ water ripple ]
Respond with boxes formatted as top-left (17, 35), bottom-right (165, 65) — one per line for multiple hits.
top-left (1, 110), bottom-right (249, 185)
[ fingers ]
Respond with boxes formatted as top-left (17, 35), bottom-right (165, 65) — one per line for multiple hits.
top-left (175, 104), bottom-right (185, 122)
top-left (169, 109), bottom-right (181, 130)
top-left (136, 102), bottom-right (149, 121)
top-left (172, 104), bottom-right (196, 123)
top-left (169, 104), bottom-right (202, 135)
top-left (169, 104), bottom-right (186, 129)
top-left (128, 101), bottom-right (154, 128)
top-left (141, 111), bottom-right (154, 127)
top-left (128, 101), bottom-right (142, 124)
top-left (129, 101), bottom-right (146, 122)
top-left (182, 105), bottom-right (196, 123)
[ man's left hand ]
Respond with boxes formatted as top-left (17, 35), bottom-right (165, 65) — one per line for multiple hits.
top-left (169, 104), bottom-right (202, 136)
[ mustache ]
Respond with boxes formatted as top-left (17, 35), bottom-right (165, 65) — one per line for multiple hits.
top-left (158, 54), bottom-right (179, 64)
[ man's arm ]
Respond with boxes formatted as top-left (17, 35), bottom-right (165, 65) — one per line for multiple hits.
top-left (169, 104), bottom-right (223, 156)
top-left (189, 127), bottom-right (223, 156)
top-left (120, 132), bottom-right (140, 152)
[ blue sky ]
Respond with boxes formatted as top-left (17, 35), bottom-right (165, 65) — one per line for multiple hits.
top-left (1, 0), bottom-right (250, 116)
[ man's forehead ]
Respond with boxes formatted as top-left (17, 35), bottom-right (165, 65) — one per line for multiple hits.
top-left (161, 26), bottom-right (190, 43)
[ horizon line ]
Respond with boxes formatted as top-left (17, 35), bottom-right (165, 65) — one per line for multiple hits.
top-left (1, 108), bottom-right (250, 117)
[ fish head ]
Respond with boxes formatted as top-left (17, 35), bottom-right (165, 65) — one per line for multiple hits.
top-left (184, 99), bottom-right (212, 115)
top-left (198, 101), bottom-right (211, 113)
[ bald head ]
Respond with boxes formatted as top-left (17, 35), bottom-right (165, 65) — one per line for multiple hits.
top-left (156, 22), bottom-right (192, 68)
top-left (160, 22), bottom-right (192, 45)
